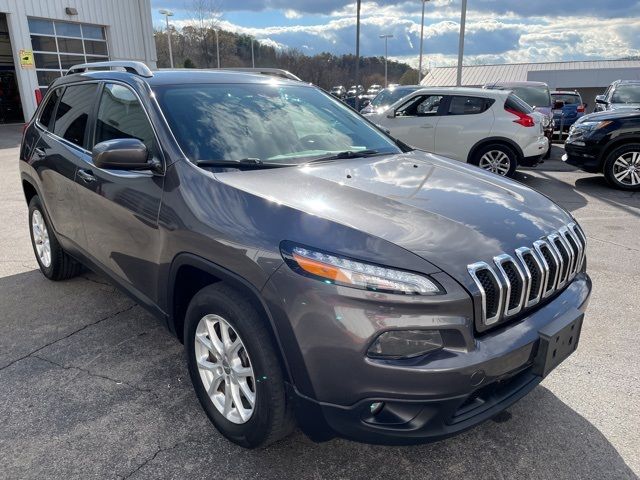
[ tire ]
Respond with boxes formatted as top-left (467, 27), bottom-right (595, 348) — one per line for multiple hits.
top-left (184, 283), bottom-right (295, 448)
top-left (471, 143), bottom-right (517, 177)
top-left (28, 195), bottom-right (82, 280)
top-left (603, 143), bottom-right (640, 191)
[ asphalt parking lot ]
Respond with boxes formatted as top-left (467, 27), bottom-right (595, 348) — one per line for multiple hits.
top-left (0, 123), bottom-right (638, 480)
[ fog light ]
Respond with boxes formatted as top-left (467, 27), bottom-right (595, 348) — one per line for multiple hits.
top-left (369, 402), bottom-right (384, 415)
top-left (367, 330), bottom-right (443, 359)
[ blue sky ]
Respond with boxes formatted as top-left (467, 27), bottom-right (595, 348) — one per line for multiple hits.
top-left (151, 0), bottom-right (640, 68)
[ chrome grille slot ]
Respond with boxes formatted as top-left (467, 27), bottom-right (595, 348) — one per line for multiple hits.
top-left (549, 234), bottom-right (569, 288)
top-left (494, 254), bottom-right (525, 316)
top-left (516, 247), bottom-right (544, 307)
top-left (468, 262), bottom-right (503, 325)
top-left (469, 223), bottom-right (587, 330)
top-left (535, 240), bottom-right (560, 296)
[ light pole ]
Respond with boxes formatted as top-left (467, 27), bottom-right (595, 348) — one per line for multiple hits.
top-left (379, 34), bottom-right (393, 88)
top-left (159, 9), bottom-right (174, 68)
top-left (456, 0), bottom-right (467, 86)
top-left (355, 0), bottom-right (361, 110)
top-left (213, 29), bottom-right (220, 68)
top-left (251, 38), bottom-right (255, 68)
top-left (418, 0), bottom-right (431, 85)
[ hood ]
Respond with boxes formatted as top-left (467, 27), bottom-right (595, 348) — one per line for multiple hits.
top-left (215, 151), bottom-right (574, 286)
top-left (577, 108), bottom-right (640, 123)
top-left (608, 102), bottom-right (640, 111)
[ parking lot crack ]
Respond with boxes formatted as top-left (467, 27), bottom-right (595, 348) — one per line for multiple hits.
top-left (31, 354), bottom-right (159, 397)
top-left (118, 441), bottom-right (210, 479)
top-left (0, 303), bottom-right (137, 372)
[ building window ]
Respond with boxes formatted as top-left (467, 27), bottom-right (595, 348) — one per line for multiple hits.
top-left (28, 17), bottom-right (109, 91)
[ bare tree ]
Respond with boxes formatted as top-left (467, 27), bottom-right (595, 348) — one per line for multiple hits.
top-left (187, 0), bottom-right (222, 67)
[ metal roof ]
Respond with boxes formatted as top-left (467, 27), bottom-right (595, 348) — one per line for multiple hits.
top-left (421, 59), bottom-right (640, 87)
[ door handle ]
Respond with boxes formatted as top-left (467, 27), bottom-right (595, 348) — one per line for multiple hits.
top-left (420, 124), bottom-right (434, 129)
top-left (77, 169), bottom-right (96, 183)
top-left (33, 147), bottom-right (45, 159)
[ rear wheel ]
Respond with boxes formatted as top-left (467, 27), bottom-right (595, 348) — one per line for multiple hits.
top-left (184, 283), bottom-right (295, 448)
top-left (603, 144), bottom-right (640, 191)
top-left (28, 195), bottom-right (82, 280)
top-left (471, 144), bottom-right (517, 177)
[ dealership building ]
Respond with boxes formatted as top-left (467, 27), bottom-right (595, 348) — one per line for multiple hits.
top-left (0, 0), bottom-right (156, 123)
top-left (421, 59), bottom-right (640, 111)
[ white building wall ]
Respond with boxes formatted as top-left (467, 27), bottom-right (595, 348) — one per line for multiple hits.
top-left (0, 0), bottom-right (157, 121)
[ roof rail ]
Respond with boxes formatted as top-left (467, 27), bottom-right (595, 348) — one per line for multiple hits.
top-left (221, 67), bottom-right (302, 82)
top-left (66, 61), bottom-right (153, 77)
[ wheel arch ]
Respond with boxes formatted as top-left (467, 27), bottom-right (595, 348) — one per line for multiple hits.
top-left (467, 136), bottom-right (524, 164)
top-left (167, 253), bottom-right (293, 383)
top-left (598, 135), bottom-right (640, 172)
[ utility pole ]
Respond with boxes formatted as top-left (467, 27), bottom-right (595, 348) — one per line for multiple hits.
top-left (355, 0), bottom-right (361, 110)
top-left (418, 0), bottom-right (430, 84)
top-left (251, 38), bottom-right (255, 68)
top-left (456, 0), bottom-right (467, 86)
top-left (159, 9), bottom-right (174, 68)
top-left (379, 34), bottom-right (393, 88)
top-left (214, 29), bottom-right (220, 68)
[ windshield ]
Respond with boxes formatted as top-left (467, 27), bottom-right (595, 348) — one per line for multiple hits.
top-left (371, 87), bottom-right (419, 108)
top-left (551, 93), bottom-right (581, 105)
top-left (612, 85), bottom-right (640, 103)
top-left (508, 86), bottom-right (551, 108)
top-left (155, 83), bottom-right (402, 165)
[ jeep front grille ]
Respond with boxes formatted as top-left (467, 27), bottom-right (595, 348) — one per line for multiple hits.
top-left (467, 223), bottom-right (586, 329)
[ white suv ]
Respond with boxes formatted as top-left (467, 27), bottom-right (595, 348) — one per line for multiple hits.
top-left (364, 87), bottom-right (549, 177)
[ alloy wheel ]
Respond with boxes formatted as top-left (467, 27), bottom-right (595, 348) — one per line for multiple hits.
top-left (194, 314), bottom-right (256, 424)
top-left (31, 209), bottom-right (51, 268)
top-left (479, 150), bottom-right (511, 176)
top-left (612, 151), bottom-right (640, 186)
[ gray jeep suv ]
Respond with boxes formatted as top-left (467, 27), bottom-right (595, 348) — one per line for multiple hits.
top-left (20, 62), bottom-right (591, 448)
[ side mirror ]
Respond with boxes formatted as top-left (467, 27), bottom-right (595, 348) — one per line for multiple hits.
top-left (385, 107), bottom-right (396, 119)
top-left (92, 138), bottom-right (152, 170)
top-left (595, 95), bottom-right (607, 104)
top-left (553, 101), bottom-right (565, 109)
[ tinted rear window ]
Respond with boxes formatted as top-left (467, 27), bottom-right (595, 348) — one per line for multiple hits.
top-left (39, 88), bottom-right (62, 130)
top-left (551, 93), bottom-right (581, 105)
top-left (505, 94), bottom-right (533, 114)
top-left (52, 83), bottom-right (98, 148)
top-left (447, 96), bottom-right (494, 115)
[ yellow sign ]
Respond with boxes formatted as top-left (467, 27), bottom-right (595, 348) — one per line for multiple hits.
top-left (19, 49), bottom-right (34, 69)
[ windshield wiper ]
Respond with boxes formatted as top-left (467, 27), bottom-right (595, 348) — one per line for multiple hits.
top-left (196, 158), bottom-right (294, 169)
top-left (304, 149), bottom-right (380, 164)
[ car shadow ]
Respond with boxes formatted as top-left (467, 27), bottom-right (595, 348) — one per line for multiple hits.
top-left (0, 269), bottom-right (636, 479)
top-left (0, 124), bottom-right (24, 149)
top-left (513, 168), bottom-right (588, 213)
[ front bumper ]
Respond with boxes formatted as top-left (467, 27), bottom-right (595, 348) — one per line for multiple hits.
top-left (563, 140), bottom-right (602, 173)
top-left (265, 265), bottom-right (591, 444)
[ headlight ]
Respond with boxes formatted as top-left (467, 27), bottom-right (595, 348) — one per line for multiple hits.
top-left (542, 116), bottom-right (551, 128)
top-left (281, 243), bottom-right (444, 295)
top-left (575, 120), bottom-right (613, 131)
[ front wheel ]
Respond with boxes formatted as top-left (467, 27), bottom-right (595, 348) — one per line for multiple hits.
top-left (603, 144), bottom-right (640, 191)
top-left (471, 144), bottom-right (517, 177)
top-left (184, 283), bottom-right (295, 448)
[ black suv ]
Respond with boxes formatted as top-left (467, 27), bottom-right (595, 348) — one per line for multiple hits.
top-left (20, 61), bottom-right (592, 448)
top-left (595, 80), bottom-right (640, 112)
top-left (564, 108), bottom-right (640, 190)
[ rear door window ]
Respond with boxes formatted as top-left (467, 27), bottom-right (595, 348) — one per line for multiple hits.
top-left (52, 83), bottom-right (98, 148)
top-left (447, 96), bottom-right (494, 115)
top-left (38, 87), bottom-right (63, 130)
